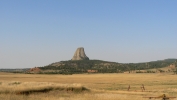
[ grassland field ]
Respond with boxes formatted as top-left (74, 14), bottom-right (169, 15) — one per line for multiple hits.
top-left (0, 72), bottom-right (177, 100)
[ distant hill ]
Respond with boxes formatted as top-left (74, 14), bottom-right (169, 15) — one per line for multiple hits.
top-left (1, 59), bottom-right (176, 74)
top-left (38, 59), bottom-right (177, 74)
top-left (161, 58), bottom-right (177, 62)
top-left (0, 68), bottom-right (30, 73)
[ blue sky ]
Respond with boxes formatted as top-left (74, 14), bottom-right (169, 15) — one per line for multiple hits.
top-left (0, 0), bottom-right (177, 68)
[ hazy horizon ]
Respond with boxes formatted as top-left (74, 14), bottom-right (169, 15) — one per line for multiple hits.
top-left (1, 0), bottom-right (177, 68)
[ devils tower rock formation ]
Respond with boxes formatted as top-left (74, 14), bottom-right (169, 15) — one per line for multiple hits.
top-left (72, 47), bottom-right (89, 60)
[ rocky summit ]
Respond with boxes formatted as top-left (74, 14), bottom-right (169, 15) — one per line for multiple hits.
top-left (72, 47), bottom-right (89, 60)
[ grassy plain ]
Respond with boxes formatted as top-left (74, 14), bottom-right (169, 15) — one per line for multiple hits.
top-left (0, 72), bottom-right (177, 100)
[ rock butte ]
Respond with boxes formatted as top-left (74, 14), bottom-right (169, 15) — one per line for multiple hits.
top-left (72, 47), bottom-right (89, 60)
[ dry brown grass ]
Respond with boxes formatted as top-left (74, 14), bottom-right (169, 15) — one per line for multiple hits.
top-left (0, 72), bottom-right (177, 100)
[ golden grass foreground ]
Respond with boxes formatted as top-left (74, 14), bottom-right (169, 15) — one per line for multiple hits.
top-left (0, 72), bottom-right (177, 100)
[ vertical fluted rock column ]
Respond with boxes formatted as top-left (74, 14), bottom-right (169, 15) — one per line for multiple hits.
top-left (72, 47), bottom-right (89, 60)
